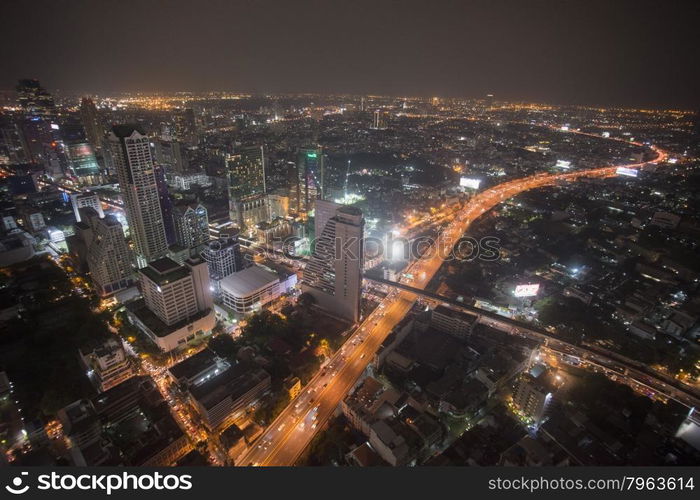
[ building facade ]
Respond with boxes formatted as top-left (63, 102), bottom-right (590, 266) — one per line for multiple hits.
top-left (302, 205), bottom-right (364, 322)
top-left (71, 192), bottom-right (103, 222)
top-left (75, 207), bottom-right (134, 297)
top-left (173, 202), bottom-right (209, 254)
top-left (226, 145), bottom-right (267, 231)
top-left (296, 147), bottom-right (324, 213)
top-left (220, 265), bottom-right (296, 315)
top-left (129, 257), bottom-right (215, 351)
top-left (200, 236), bottom-right (244, 292)
top-left (109, 124), bottom-right (168, 266)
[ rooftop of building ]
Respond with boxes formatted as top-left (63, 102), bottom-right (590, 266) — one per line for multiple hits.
top-left (139, 257), bottom-right (190, 285)
top-left (337, 205), bottom-right (362, 216)
top-left (189, 363), bottom-right (270, 411)
top-left (111, 124), bottom-right (147, 138)
top-left (346, 376), bottom-right (385, 411)
top-left (168, 348), bottom-right (222, 381)
top-left (126, 299), bottom-right (212, 337)
top-left (347, 442), bottom-right (387, 466)
top-left (220, 265), bottom-right (280, 297)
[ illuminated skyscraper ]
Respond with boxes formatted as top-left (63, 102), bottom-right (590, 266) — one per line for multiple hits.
top-left (174, 108), bottom-right (198, 146)
top-left (226, 145), bottom-right (267, 230)
top-left (296, 146), bottom-right (324, 214)
top-left (79, 97), bottom-right (104, 152)
top-left (62, 118), bottom-right (100, 182)
top-left (108, 124), bottom-right (168, 267)
top-left (0, 113), bottom-right (28, 164)
top-left (16, 79), bottom-right (55, 118)
top-left (18, 117), bottom-right (52, 165)
top-left (173, 201), bottom-right (209, 255)
top-left (154, 138), bottom-right (188, 174)
top-left (302, 205), bottom-right (364, 322)
top-left (74, 207), bottom-right (134, 297)
top-left (201, 235), bottom-right (244, 293)
top-left (153, 164), bottom-right (176, 246)
top-left (371, 110), bottom-right (388, 130)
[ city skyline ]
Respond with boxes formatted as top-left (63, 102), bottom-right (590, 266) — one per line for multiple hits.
top-left (0, 0), bottom-right (699, 109)
top-left (1, 0), bottom-right (699, 477)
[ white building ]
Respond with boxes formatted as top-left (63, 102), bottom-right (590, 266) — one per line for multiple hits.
top-left (109, 124), bottom-right (168, 266)
top-left (313, 199), bottom-right (341, 238)
top-left (71, 192), bottom-right (104, 222)
top-left (513, 374), bottom-right (553, 427)
top-left (220, 264), bottom-right (296, 315)
top-left (80, 339), bottom-right (133, 392)
top-left (173, 202), bottom-right (209, 254)
top-left (201, 236), bottom-right (244, 292)
top-left (27, 212), bottom-right (46, 232)
top-left (47, 226), bottom-right (66, 243)
top-left (302, 205), bottom-right (364, 322)
top-left (75, 207), bottom-right (134, 297)
top-left (128, 257), bottom-right (215, 351)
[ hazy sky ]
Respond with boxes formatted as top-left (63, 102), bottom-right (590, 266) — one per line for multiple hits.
top-left (1, 0), bottom-right (698, 108)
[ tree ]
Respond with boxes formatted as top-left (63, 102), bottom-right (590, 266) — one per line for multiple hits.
top-left (297, 292), bottom-right (316, 310)
top-left (208, 334), bottom-right (240, 360)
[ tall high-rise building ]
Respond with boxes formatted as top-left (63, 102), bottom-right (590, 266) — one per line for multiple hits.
top-left (65, 142), bottom-right (100, 181)
top-left (61, 119), bottom-right (100, 182)
top-left (18, 117), bottom-right (53, 165)
top-left (173, 201), bottom-right (209, 254)
top-left (79, 97), bottom-right (104, 152)
top-left (200, 235), bottom-right (244, 293)
top-left (153, 164), bottom-right (177, 246)
top-left (139, 257), bottom-right (213, 326)
top-left (108, 124), bottom-right (168, 267)
top-left (226, 145), bottom-right (267, 230)
top-left (71, 192), bottom-right (104, 222)
top-left (302, 205), bottom-right (364, 322)
top-left (16, 79), bottom-right (55, 118)
top-left (0, 113), bottom-right (29, 164)
top-left (154, 138), bottom-right (188, 174)
top-left (296, 147), bottom-right (324, 214)
top-left (227, 145), bottom-right (266, 200)
top-left (174, 108), bottom-right (197, 146)
top-left (512, 373), bottom-right (553, 427)
top-left (313, 199), bottom-right (341, 240)
top-left (371, 110), bottom-right (388, 130)
top-left (129, 257), bottom-right (215, 351)
top-left (75, 207), bottom-right (134, 297)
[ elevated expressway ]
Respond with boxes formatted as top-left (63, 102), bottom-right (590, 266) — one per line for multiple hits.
top-left (365, 275), bottom-right (700, 410)
top-left (239, 136), bottom-right (671, 466)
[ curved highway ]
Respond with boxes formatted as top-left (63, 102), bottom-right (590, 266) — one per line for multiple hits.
top-left (238, 129), bottom-right (670, 466)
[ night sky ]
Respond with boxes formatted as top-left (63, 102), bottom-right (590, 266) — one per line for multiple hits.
top-left (1, 0), bottom-right (698, 108)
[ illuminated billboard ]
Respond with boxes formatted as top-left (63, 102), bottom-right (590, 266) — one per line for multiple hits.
top-left (459, 177), bottom-right (481, 189)
top-left (616, 167), bottom-right (638, 177)
top-left (514, 283), bottom-right (540, 297)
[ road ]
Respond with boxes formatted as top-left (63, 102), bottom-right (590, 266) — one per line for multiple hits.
top-left (238, 133), bottom-right (668, 466)
top-left (366, 273), bottom-right (700, 409)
